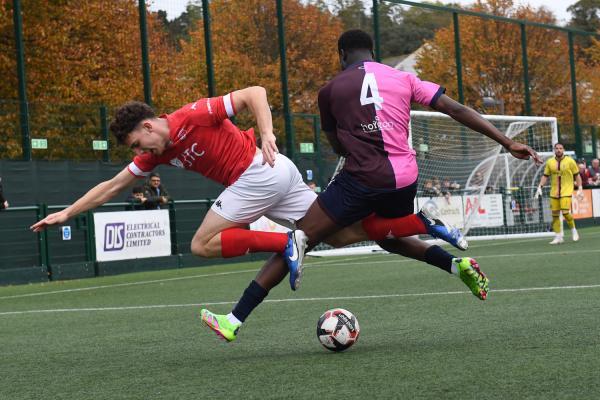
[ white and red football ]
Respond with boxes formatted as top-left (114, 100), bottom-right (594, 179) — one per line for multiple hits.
top-left (316, 308), bottom-right (360, 352)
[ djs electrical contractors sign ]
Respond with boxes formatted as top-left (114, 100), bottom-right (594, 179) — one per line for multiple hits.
top-left (94, 210), bottom-right (171, 261)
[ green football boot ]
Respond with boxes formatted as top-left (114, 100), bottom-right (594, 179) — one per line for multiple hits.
top-left (453, 257), bottom-right (489, 300)
top-left (200, 309), bottom-right (241, 342)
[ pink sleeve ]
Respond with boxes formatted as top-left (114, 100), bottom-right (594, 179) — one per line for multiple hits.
top-left (409, 74), bottom-right (444, 107)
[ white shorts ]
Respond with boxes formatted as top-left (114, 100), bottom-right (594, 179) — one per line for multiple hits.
top-left (211, 152), bottom-right (317, 229)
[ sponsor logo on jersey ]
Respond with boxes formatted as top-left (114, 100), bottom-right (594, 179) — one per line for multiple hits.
top-left (180, 142), bottom-right (206, 167)
top-left (360, 116), bottom-right (395, 133)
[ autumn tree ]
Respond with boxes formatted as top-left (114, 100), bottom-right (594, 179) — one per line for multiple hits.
top-left (416, 0), bottom-right (599, 127)
top-left (156, 2), bottom-right (203, 51)
top-left (567, 0), bottom-right (600, 51)
top-left (377, 2), bottom-right (455, 57)
top-left (0, 0), bottom-right (180, 159)
top-left (173, 0), bottom-right (343, 149)
top-left (0, 0), bottom-right (345, 159)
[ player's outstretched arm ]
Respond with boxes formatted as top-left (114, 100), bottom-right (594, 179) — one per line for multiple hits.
top-left (230, 86), bottom-right (278, 167)
top-left (30, 168), bottom-right (137, 232)
top-left (432, 95), bottom-right (542, 165)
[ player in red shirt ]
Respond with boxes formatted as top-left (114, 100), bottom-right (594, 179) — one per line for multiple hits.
top-left (30, 87), bottom-right (314, 273)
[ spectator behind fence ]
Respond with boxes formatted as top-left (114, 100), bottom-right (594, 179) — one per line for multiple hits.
top-left (589, 158), bottom-right (600, 186)
top-left (441, 177), bottom-right (461, 193)
top-left (144, 172), bottom-right (170, 209)
top-left (422, 179), bottom-right (442, 197)
top-left (125, 185), bottom-right (147, 210)
top-left (306, 181), bottom-right (320, 193)
top-left (578, 162), bottom-right (592, 188)
top-left (470, 171), bottom-right (485, 189)
top-left (0, 177), bottom-right (8, 210)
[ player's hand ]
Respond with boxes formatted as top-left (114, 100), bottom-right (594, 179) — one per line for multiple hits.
top-left (260, 132), bottom-right (279, 167)
top-left (30, 210), bottom-right (69, 232)
top-left (577, 188), bottom-right (583, 200)
top-left (534, 186), bottom-right (543, 199)
top-left (506, 142), bottom-right (542, 165)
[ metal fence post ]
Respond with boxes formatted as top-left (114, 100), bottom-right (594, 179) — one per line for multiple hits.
top-left (312, 116), bottom-right (324, 187)
top-left (520, 23), bottom-right (531, 116)
top-left (452, 12), bottom-right (464, 104)
top-left (36, 204), bottom-right (50, 275)
top-left (12, 0), bottom-right (31, 161)
top-left (568, 32), bottom-right (582, 159)
top-left (372, 0), bottom-right (381, 62)
top-left (138, 0), bottom-right (152, 106)
top-left (37, 204), bottom-right (52, 279)
top-left (202, 0), bottom-right (216, 97)
top-left (100, 105), bottom-right (109, 162)
top-left (276, 0), bottom-right (294, 161)
top-left (592, 126), bottom-right (598, 159)
top-left (168, 201), bottom-right (179, 255)
top-left (84, 210), bottom-right (96, 263)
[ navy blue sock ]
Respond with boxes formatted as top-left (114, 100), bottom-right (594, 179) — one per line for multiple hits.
top-left (424, 245), bottom-right (454, 274)
top-left (231, 280), bottom-right (269, 323)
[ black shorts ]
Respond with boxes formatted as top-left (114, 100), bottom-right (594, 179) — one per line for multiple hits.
top-left (317, 170), bottom-right (417, 227)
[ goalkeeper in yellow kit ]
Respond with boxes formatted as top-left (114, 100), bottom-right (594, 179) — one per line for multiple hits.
top-left (535, 143), bottom-right (582, 244)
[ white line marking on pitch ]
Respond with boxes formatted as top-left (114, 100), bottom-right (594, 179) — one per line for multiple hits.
top-left (2, 248), bottom-right (600, 300)
top-left (1, 283), bottom-right (599, 316)
top-left (0, 257), bottom-right (360, 300)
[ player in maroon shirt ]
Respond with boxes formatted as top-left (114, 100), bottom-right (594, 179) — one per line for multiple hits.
top-left (200, 30), bottom-right (542, 343)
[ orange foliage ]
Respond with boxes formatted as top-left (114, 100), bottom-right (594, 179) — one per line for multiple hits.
top-left (415, 0), bottom-right (599, 126)
top-left (173, 0), bottom-right (342, 145)
top-left (0, 0), bottom-right (181, 159)
top-left (0, 0), bottom-right (342, 158)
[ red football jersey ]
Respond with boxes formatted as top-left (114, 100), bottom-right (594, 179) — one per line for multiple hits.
top-left (127, 94), bottom-right (256, 186)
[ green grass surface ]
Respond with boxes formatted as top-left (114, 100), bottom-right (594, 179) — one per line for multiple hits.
top-left (2, 227), bottom-right (600, 399)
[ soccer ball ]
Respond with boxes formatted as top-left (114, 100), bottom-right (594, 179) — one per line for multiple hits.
top-left (316, 308), bottom-right (360, 352)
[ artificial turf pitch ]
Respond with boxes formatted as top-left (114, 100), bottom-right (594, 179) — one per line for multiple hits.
top-left (2, 226), bottom-right (600, 399)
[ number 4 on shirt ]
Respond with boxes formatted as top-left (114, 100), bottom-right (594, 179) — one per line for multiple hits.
top-left (360, 73), bottom-right (384, 110)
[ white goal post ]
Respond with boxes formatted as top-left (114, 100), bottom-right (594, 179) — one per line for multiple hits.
top-left (308, 111), bottom-right (560, 257)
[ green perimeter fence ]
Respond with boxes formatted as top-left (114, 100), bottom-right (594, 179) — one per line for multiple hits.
top-left (0, 199), bottom-right (270, 285)
top-left (2, 187), bottom-right (600, 286)
top-left (2, 0), bottom-right (599, 164)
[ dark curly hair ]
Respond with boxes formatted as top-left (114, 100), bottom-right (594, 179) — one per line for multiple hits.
top-left (337, 29), bottom-right (373, 53)
top-left (110, 101), bottom-right (156, 145)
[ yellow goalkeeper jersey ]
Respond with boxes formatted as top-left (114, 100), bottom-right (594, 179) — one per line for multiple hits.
top-left (543, 155), bottom-right (579, 198)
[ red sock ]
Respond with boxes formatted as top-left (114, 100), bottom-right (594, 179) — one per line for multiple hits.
top-left (220, 228), bottom-right (289, 258)
top-left (361, 213), bottom-right (427, 241)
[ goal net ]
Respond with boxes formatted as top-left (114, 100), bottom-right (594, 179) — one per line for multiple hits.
top-left (309, 111), bottom-right (559, 257)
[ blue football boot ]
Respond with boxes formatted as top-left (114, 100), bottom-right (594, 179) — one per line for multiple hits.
top-left (418, 201), bottom-right (468, 251)
top-left (284, 230), bottom-right (308, 291)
